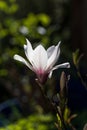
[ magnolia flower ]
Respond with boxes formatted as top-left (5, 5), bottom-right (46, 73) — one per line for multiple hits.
top-left (13, 39), bottom-right (70, 84)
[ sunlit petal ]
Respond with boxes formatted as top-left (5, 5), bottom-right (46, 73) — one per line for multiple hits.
top-left (47, 41), bottom-right (61, 70)
top-left (48, 70), bottom-right (53, 78)
top-left (48, 62), bottom-right (70, 79)
top-left (26, 38), bottom-right (33, 52)
top-left (23, 39), bottom-right (35, 66)
top-left (24, 39), bottom-right (33, 59)
top-left (32, 45), bottom-right (48, 70)
top-left (13, 54), bottom-right (33, 70)
top-left (52, 62), bottom-right (70, 71)
top-left (24, 44), bottom-right (27, 57)
top-left (47, 45), bottom-right (55, 58)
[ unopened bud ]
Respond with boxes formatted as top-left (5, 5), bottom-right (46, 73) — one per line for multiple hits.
top-left (60, 71), bottom-right (67, 98)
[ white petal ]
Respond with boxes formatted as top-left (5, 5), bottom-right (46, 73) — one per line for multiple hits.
top-left (32, 45), bottom-right (47, 70)
top-left (13, 54), bottom-right (33, 70)
top-left (24, 44), bottom-right (27, 50)
top-left (48, 70), bottom-right (53, 78)
top-left (48, 62), bottom-right (70, 79)
top-left (26, 38), bottom-right (33, 52)
top-left (52, 62), bottom-right (70, 71)
top-left (24, 44), bottom-right (27, 57)
top-left (47, 41), bottom-right (61, 70)
top-left (24, 39), bottom-right (36, 68)
top-left (47, 45), bottom-right (55, 58)
top-left (24, 39), bottom-right (33, 60)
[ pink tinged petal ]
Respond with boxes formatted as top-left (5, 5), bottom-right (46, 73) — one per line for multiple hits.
top-left (13, 54), bottom-right (33, 70)
top-left (52, 62), bottom-right (70, 71)
top-left (36, 72), bottom-right (49, 84)
top-left (46, 41), bottom-right (61, 70)
top-left (31, 45), bottom-right (48, 71)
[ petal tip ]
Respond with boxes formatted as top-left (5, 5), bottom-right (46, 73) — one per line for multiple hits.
top-left (58, 41), bottom-right (61, 46)
top-left (25, 38), bottom-right (28, 44)
top-left (55, 41), bottom-right (61, 50)
top-left (24, 44), bottom-right (27, 49)
top-left (25, 38), bottom-right (28, 42)
top-left (64, 62), bottom-right (70, 68)
top-left (67, 63), bottom-right (70, 68)
top-left (13, 54), bottom-right (17, 60)
top-left (63, 62), bottom-right (70, 68)
top-left (26, 38), bottom-right (31, 43)
top-left (58, 41), bottom-right (61, 44)
top-left (48, 71), bottom-right (53, 78)
top-left (13, 54), bottom-right (22, 62)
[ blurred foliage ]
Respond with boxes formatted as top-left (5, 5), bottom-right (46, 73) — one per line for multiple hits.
top-left (72, 110), bottom-right (87, 130)
top-left (0, 107), bottom-right (87, 130)
top-left (0, 114), bottom-right (56, 130)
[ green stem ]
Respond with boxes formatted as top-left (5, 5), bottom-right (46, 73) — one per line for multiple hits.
top-left (36, 80), bottom-right (67, 130)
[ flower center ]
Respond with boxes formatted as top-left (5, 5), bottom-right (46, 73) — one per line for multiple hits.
top-left (36, 69), bottom-right (49, 84)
